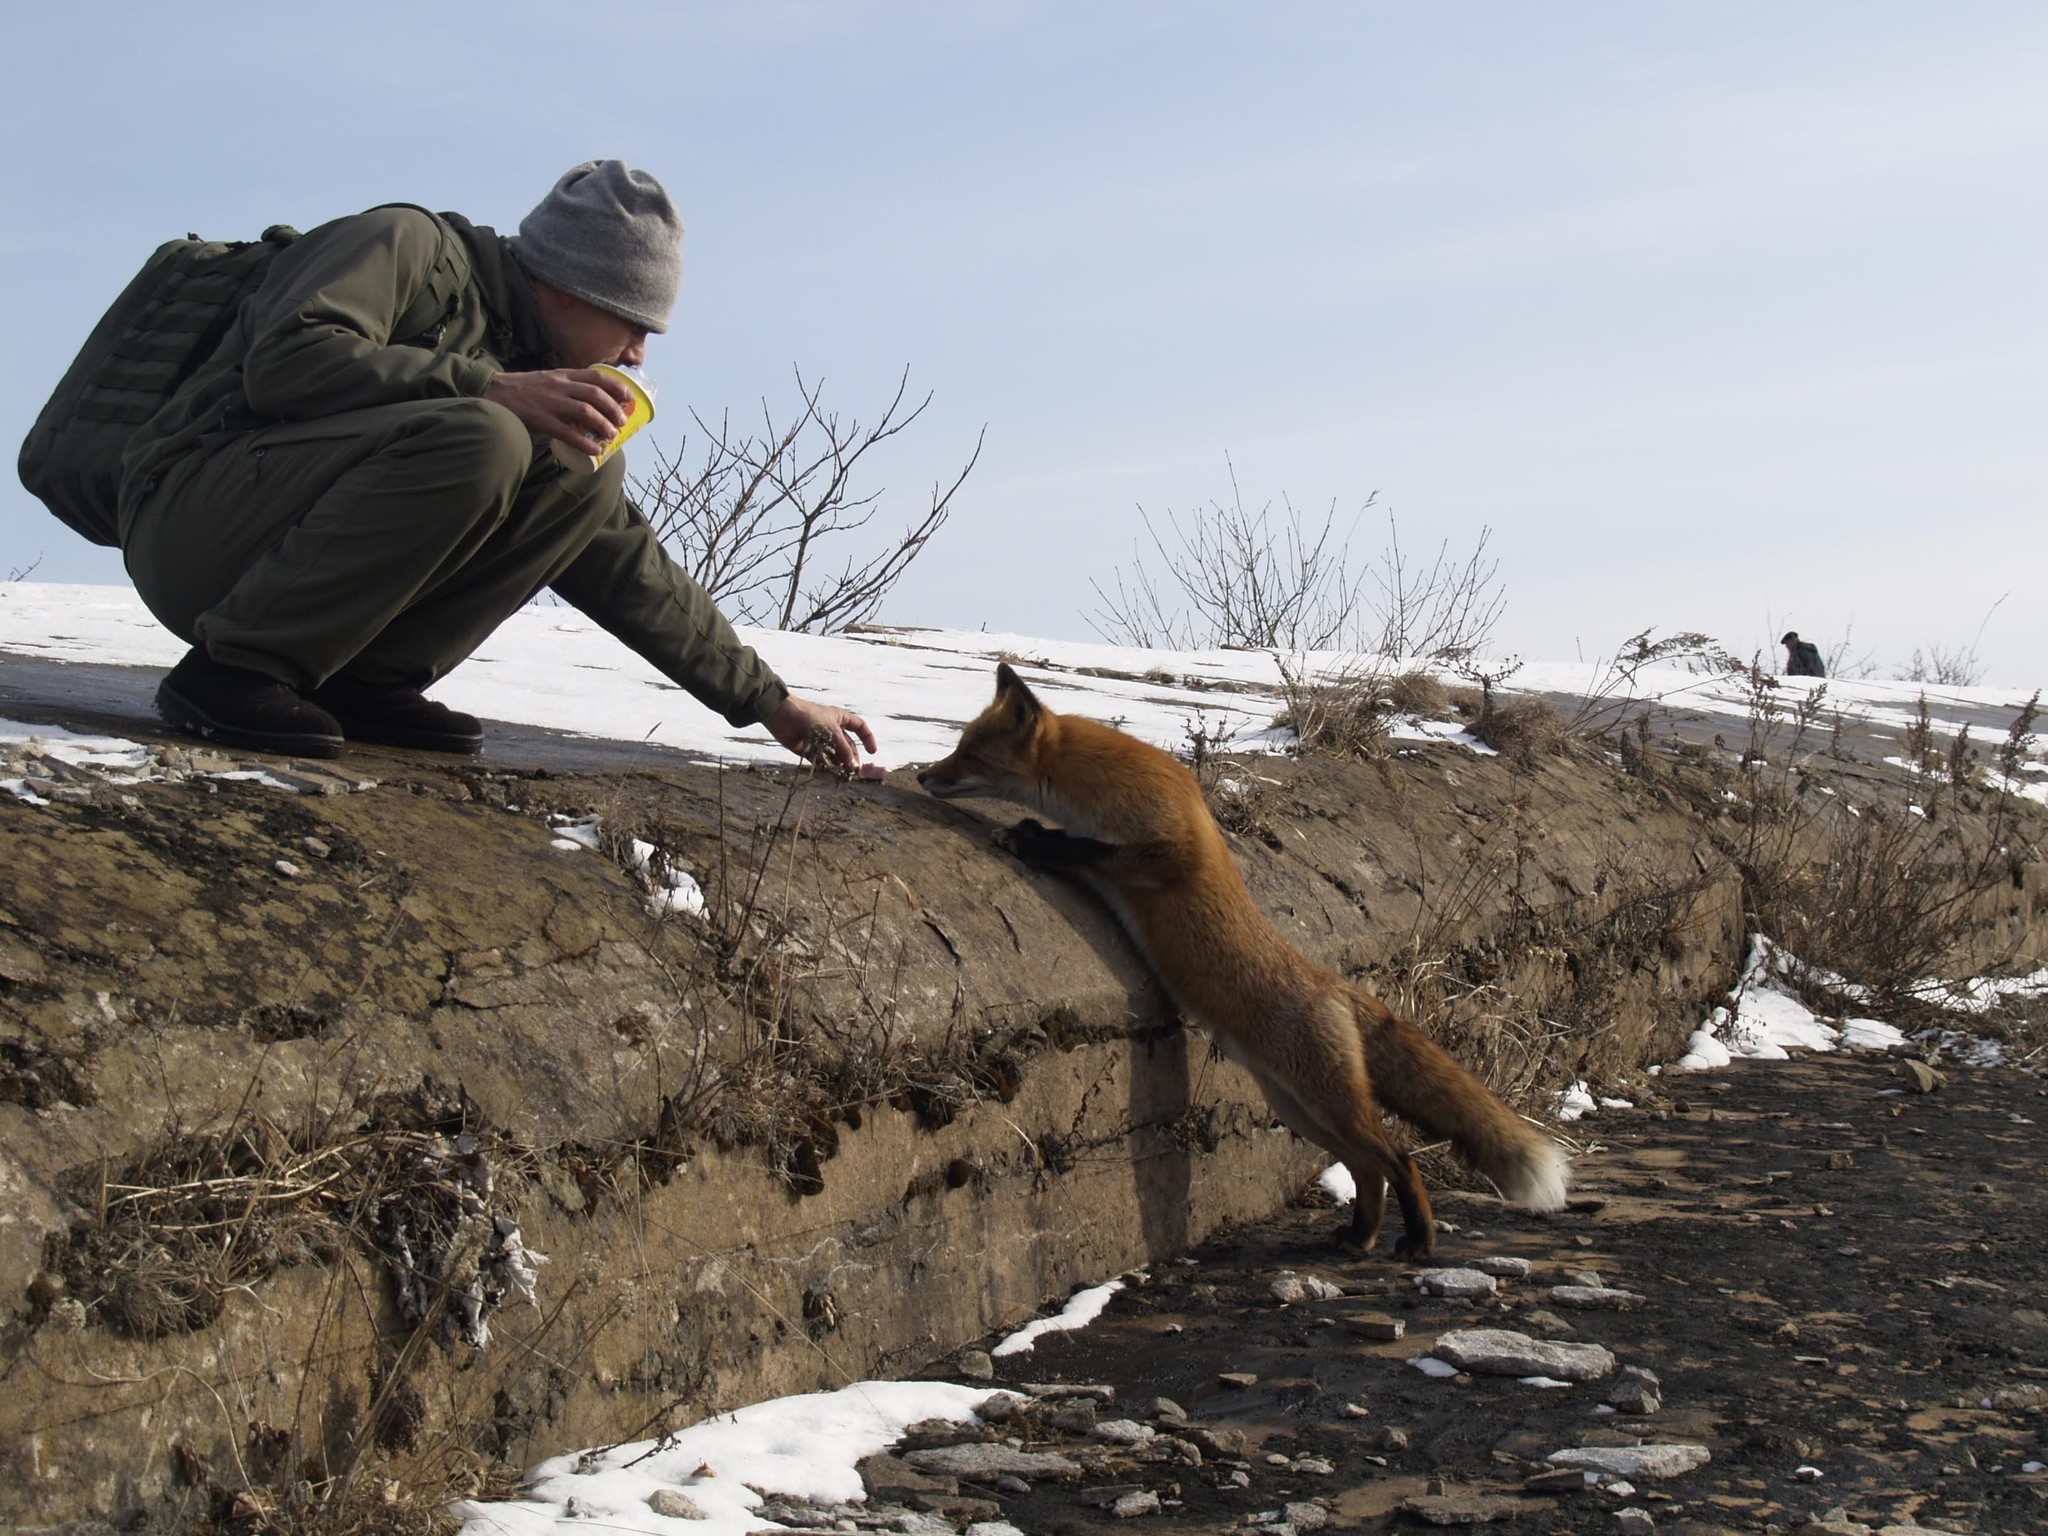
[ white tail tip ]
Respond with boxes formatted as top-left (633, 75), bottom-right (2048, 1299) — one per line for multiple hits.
top-left (1501, 1140), bottom-right (1571, 1212)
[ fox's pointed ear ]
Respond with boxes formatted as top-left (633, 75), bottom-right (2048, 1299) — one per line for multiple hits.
top-left (993, 662), bottom-right (1042, 723)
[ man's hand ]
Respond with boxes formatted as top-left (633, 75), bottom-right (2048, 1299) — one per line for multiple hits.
top-left (763, 694), bottom-right (879, 775)
top-left (484, 368), bottom-right (632, 453)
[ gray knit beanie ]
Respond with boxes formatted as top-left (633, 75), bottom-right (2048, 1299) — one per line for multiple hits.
top-left (508, 160), bottom-right (683, 333)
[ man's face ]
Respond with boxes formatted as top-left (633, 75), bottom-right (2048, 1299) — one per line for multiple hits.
top-left (534, 283), bottom-right (651, 369)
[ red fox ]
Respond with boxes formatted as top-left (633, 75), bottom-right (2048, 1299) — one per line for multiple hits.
top-left (917, 664), bottom-right (1568, 1258)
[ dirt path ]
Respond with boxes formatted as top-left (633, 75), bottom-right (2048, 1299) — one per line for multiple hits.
top-left (914, 1054), bottom-right (2048, 1535)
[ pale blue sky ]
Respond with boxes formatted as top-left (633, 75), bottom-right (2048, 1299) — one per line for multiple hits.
top-left (5, 3), bottom-right (2044, 683)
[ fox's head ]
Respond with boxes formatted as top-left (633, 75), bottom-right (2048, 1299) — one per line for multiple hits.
top-left (916, 663), bottom-right (1049, 803)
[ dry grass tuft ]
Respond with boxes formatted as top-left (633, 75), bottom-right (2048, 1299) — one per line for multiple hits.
top-left (1384, 669), bottom-right (1451, 719)
top-left (1470, 695), bottom-right (1565, 765)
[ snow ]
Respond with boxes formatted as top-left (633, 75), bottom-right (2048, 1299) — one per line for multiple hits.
top-left (0, 583), bottom-right (1503, 769)
top-left (8, 583), bottom-right (2040, 779)
top-left (989, 1279), bottom-right (1125, 1357)
top-left (1665, 936), bottom-right (1907, 1072)
top-left (449, 1379), bottom-right (996, 1536)
top-left (444, 1284), bottom-right (1124, 1534)
top-left (1555, 1081), bottom-right (1598, 1123)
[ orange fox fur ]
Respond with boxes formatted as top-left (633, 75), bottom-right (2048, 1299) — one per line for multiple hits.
top-left (918, 663), bottom-right (1568, 1258)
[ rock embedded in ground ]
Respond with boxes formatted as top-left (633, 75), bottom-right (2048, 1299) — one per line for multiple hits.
top-left (973, 1392), bottom-right (1027, 1423)
top-left (1550, 1284), bottom-right (1646, 1310)
top-left (646, 1488), bottom-right (706, 1518)
top-left (858, 1453), bottom-right (958, 1498)
top-left (964, 1523), bottom-right (1028, 1536)
top-left (1616, 1507), bottom-right (1656, 1535)
top-left (1270, 1269), bottom-right (1346, 1303)
top-left (1517, 1308), bottom-right (1578, 1337)
top-left (1090, 1418), bottom-right (1155, 1444)
top-left (1474, 1256), bottom-right (1532, 1278)
top-left (1398, 1491), bottom-right (1524, 1524)
top-left (1339, 1310), bottom-right (1405, 1340)
top-left (1433, 1328), bottom-right (1618, 1381)
top-left (1416, 1268), bottom-right (1499, 1298)
top-left (1609, 1377), bottom-right (1663, 1414)
top-left (1110, 1489), bottom-right (1161, 1518)
top-left (1184, 1425), bottom-right (1249, 1459)
top-left (1023, 1381), bottom-right (1115, 1401)
top-left (902, 1444), bottom-right (1082, 1480)
top-left (1216, 1371), bottom-right (1258, 1389)
top-left (1046, 1400), bottom-right (1098, 1433)
top-left (1546, 1443), bottom-right (1712, 1479)
top-left (897, 1417), bottom-right (996, 1450)
top-left (954, 1348), bottom-right (994, 1380)
top-left (1901, 1059), bottom-right (1943, 1093)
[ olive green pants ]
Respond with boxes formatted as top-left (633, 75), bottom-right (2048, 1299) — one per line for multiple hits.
top-left (123, 397), bottom-right (625, 689)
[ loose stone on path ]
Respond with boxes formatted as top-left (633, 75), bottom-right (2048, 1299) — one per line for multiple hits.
top-left (1550, 1283), bottom-right (1646, 1310)
top-left (1415, 1268), bottom-right (1499, 1299)
top-left (1545, 1443), bottom-right (1712, 1479)
top-left (903, 1445), bottom-right (1082, 1481)
top-left (1432, 1329), bottom-right (1618, 1381)
top-left (1398, 1491), bottom-right (1524, 1524)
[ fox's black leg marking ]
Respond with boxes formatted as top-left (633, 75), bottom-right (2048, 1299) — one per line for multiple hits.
top-left (1000, 817), bottom-right (1121, 870)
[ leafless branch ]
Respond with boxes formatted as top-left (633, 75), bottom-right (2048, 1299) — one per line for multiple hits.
top-left (632, 367), bottom-right (981, 633)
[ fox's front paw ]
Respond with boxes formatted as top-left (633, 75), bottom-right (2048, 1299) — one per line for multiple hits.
top-left (998, 817), bottom-right (1055, 863)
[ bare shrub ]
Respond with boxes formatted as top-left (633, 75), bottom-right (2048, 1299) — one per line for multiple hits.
top-left (1897, 644), bottom-right (1986, 688)
top-left (1824, 623), bottom-right (1878, 680)
top-left (1086, 457), bottom-right (1502, 662)
top-left (633, 367), bottom-right (983, 633)
top-left (1704, 668), bottom-right (2040, 1008)
top-left (1368, 511), bottom-right (1505, 664)
top-left (1181, 715), bottom-right (1274, 841)
top-left (1994, 691), bottom-right (2041, 785)
top-left (1567, 629), bottom-right (1740, 742)
top-left (1272, 657), bottom-right (1394, 762)
top-left (1893, 593), bottom-right (2010, 688)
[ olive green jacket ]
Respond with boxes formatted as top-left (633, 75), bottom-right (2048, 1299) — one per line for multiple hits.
top-left (121, 205), bottom-right (788, 728)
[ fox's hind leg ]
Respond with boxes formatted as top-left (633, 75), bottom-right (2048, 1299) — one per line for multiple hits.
top-left (1345, 1171), bottom-right (1388, 1251)
top-left (1250, 1062), bottom-right (1434, 1259)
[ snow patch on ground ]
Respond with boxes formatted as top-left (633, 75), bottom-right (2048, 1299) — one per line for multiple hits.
top-left (990, 1280), bottom-right (1127, 1357)
top-left (1667, 936), bottom-right (1907, 1072)
top-left (451, 1380), bottom-right (994, 1536)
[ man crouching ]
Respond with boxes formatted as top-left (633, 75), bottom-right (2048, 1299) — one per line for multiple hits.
top-left (120, 159), bottom-right (872, 768)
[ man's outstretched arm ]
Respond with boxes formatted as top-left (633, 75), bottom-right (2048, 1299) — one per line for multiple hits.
top-left (550, 496), bottom-right (877, 770)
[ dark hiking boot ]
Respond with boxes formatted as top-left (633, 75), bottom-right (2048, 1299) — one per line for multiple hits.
top-left (156, 649), bottom-right (345, 759)
top-left (307, 675), bottom-right (484, 755)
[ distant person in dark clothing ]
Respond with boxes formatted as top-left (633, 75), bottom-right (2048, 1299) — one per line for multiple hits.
top-left (1780, 631), bottom-right (1826, 678)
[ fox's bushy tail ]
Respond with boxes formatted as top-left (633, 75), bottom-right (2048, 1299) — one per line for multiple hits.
top-left (1351, 990), bottom-right (1569, 1210)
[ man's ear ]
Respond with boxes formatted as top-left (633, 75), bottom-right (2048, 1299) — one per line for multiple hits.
top-left (994, 662), bottom-right (1042, 724)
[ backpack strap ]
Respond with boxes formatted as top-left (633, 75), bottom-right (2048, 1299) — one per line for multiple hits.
top-left (373, 203), bottom-right (473, 348)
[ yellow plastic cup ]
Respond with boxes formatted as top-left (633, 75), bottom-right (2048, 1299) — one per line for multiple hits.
top-left (550, 363), bottom-right (655, 474)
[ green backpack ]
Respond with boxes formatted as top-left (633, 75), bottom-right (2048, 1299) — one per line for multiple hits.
top-left (17, 207), bottom-right (470, 547)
